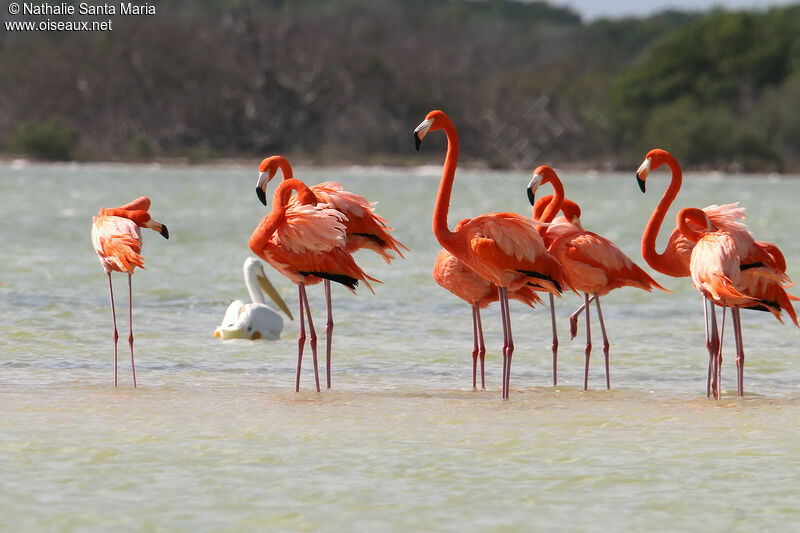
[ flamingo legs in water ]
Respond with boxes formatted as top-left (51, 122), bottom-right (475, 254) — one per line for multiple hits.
top-left (704, 297), bottom-right (720, 398)
top-left (583, 293), bottom-right (592, 390)
top-left (498, 287), bottom-right (515, 399)
top-left (470, 304), bottom-right (487, 390)
top-left (549, 294), bottom-right (558, 387)
top-left (296, 284), bottom-right (321, 393)
top-left (107, 273), bottom-right (119, 387)
top-left (594, 296), bottom-right (610, 390)
top-left (711, 303), bottom-right (727, 400)
top-left (324, 280), bottom-right (334, 389)
top-left (732, 307), bottom-right (745, 397)
top-left (128, 274), bottom-right (136, 388)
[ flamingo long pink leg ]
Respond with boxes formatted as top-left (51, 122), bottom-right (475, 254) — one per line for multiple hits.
top-left (713, 304), bottom-right (727, 399)
top-left (593, 294), bottom-right (610, 390)
top-left (732, 307), bottom-right (745, 397)
top-left (569, 294), bottom-right (597, 340)
top-left (476, 306), bottom-right (486, 390)
top-left (296, 285), bottom-right (306, 392)
top-left (502, 287), bottom-right (514, 399)
top-left (299, 284), bottom-right (321, 393)
top-left (583, 293), bottom-right (592, 391)
top-left (471, 305), bottom-right (479, 390)
top-left (107, 273), bottom-right (119, 388)
top-left (498, 287), bottom-right (508, 398)
top-left (324, 279), bottom-right (334, 389)
top-left (704, 297), bottom-right (720, 398)
top-left (128, 274), bottom-right (136, 388)
top-left (549, 293), bottom-right (559, 386)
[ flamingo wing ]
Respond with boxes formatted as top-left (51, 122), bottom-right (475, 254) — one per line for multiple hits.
top-left (462, 213), bottom-right (563, 293)
top-left (552, 230), bottom-right (666, 295)
top-left (276, 203), bottom-right (348, 254)
top-left (91, 215), bottom-right (144, 274)
top-left (311, 181), bottom-right (408, 261)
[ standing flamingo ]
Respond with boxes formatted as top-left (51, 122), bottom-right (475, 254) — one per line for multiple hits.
top-left (677, 207), bottom-right (797, 398)
top-left (91, 196), bottom-right (169, 387)
top-left (433, 230), bottom-right (542, 390)
top-left (249, 178), bottom-right (377, 392)
top-left (637, 148), bottom-right (797, 397)
top-left (256, 155), bottom-right (406, 388)
top-left (414, 110), bottom-right (565, 398)
top-left (528, 169), bottom-right (667, 390)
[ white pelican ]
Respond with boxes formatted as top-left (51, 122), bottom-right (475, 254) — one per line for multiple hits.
top-left (214, 258), bottom-right (293, 340)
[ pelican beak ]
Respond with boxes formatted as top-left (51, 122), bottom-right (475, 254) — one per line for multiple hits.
top-left (257, 268), bottom-right (293, 320)
top-left (527, 173), bottom-right (544, 206)
top-left (213, 329), bottom-right (221, 338)
top-left (413, 119), bottom-right (433, 152)
top-left (636, 158), bottom-right (651, 193)
top-left (256, 171), bottom-right (268, 206)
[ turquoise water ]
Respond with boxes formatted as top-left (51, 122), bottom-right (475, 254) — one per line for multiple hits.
top-left (1, 162), bottom-right (799, 531)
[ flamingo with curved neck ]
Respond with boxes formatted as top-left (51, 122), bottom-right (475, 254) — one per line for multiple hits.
top-left (529, 170), bottom-right (666, 390)
top-left (676, 207), bottom-right (797, 398)
top-left (249, 178), bottom-right (377, 392)
top-left (255, 154), bottom-right (407, 389)
top-left (415, 110), bottom-right (565, 398)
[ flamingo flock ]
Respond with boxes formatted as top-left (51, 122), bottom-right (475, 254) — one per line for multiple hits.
top-left (90, 109), bottom-right (797, 399)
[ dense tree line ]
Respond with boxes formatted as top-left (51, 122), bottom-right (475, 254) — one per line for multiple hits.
top-left (1, 0), bottom-right (798, 171)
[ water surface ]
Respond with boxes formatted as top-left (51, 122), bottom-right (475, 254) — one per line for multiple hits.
top-left (1, 163), bottom-right (799, 531)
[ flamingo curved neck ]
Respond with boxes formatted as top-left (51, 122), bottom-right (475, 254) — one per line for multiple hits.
top-left (538, 172), bottom-right (565, 232)
top-left (432, 118), bottom-right (459, 250)
top-left (249, 179), bottom-right (305, 252)
top-left (275, 156), bottom-right (294, 181)
top-left (642, 155), bottom-right (682, 273)
top-left (676, 210), bottom-right (706, 244)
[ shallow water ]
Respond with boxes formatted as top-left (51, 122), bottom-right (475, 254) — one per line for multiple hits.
top-left (1, 163), bottom-right (799, 531)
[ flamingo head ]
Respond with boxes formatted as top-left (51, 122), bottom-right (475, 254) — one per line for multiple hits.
top-left (102, 208), bottom-right (169, 239)
top-left (676, 207), bottom-right (718, 243)
top-left (636, 149), bottom-right (673, 193)
top-left (413, 110), bottom-right (450, 151)
top-left (560, 198), bottom-right (583, 229)
top-left (526, 165), bottom-right (557, 206)
top-left (256, 156), bottom-right (292, 206)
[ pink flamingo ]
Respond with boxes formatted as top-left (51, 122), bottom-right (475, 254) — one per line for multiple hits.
top-left (636, 148), bottom-right (797, 397)
top-left (256, 155), bottom-right (406, 388)
top-left (91, 197), bottom-right (169, 387)
top-left (528, 168), bottom-right (667, 390)
top-left (433, 226), bottom-right (542, 390)
top-left (415, 110), bottom-right (565, 399)
top-left (249, 178), bottom-right (378, 392)
top-left (677, 207), bottom-right (797, 398)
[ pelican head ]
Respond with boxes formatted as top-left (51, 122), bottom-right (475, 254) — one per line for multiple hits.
top-left (214, 258), bottom-right (293, 340)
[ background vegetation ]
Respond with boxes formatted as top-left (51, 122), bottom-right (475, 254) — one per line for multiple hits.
top-left (1, 0), bottom-right (799, 171)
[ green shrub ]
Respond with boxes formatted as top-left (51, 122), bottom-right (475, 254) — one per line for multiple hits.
top-left (10, 120), bottom-right (76, 160)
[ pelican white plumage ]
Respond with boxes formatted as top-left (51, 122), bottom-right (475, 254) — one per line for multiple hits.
top-left (214, 258), bottom-right (294, 340)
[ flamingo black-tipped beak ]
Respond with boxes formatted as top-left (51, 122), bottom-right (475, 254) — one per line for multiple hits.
top-left (527, 187), bottom-right (536, 206)
top-left (636, 174), bottom-right (646, 193)
top-left (256, 187), bottom-right (267, 206)
top-left (414, 132), bottom-right (422, 152)
top-left (160, 224), bottom-right (169, 239)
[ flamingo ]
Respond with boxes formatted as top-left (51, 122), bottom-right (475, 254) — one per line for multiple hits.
top-left (414, 110), bottom-right (565, 399)
top-left (433, 228), bottom-right (542, 390)
top-left (91, 196), bottom-right (168, 387)
top-left (528, 168), bottom-right (667, 390)
top-left (676, 207), bottom-right (797, 398)
top-left (637, 148), bottom-right (798, 397)
top-left (249, 178), bottom-right (377, 392)
top-left (256, 155), bottom-right (406, 388)
top-left (214, 258), bottom-right (294, 340)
